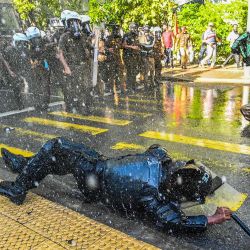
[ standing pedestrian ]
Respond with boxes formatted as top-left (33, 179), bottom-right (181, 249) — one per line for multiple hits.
top-left (175, 26), bottom-right (191, 69)
top-left (198, 32), bottom-right (207, 64)
top-left (122, 22), bottom-right (141, 93)
top-left (162, 25), bottom-right (174, 68)
top-left (222, 24), bottom-right (240, 68)
top-left (58, 10), bottom-right (92, 113)
top-left (200, 23), bottom-right (220, 68)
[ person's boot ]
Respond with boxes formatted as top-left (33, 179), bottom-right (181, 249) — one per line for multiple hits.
top-left (1, 148), bottom-right (28, 173)
top-left (0, 181), bottom-right (26, 205)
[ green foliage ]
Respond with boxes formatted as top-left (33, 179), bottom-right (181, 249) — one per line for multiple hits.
top-left (12, 0), bottom-right (248, 59)
top-left (89, 0), bottom-right (174, 30)
top-left (13, 0), bottom-right (85, 28)
top-left (177, 0), bottom-right (248, 59)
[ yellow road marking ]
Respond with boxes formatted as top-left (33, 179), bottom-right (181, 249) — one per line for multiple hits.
top-left (139, 131), bottom-right (250, 155)
top-left (96, 107), bottom-right (152, 118)
top-left (0, 124), bottom-right (57, 142)
top-left (49, 111), bottom-right (132, 126)
top-left (120, 97), bottom-right (158, 104)
top-left (0, 144), bottom-right (34, 157)
top-left (24, 117), bottom-right (108, 135)
top-left (111, 142), bottom-right (146, 151)
top-left (242, 168), bottom-right (250, 173)
top-left (0, 186), bottom-right (159, 250)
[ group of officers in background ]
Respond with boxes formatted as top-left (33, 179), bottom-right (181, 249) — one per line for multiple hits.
top-left (0, 10), bottom-right (165, 114)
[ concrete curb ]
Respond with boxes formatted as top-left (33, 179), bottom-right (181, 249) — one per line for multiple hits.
top-left (162, 74), bottom-right (250, 84)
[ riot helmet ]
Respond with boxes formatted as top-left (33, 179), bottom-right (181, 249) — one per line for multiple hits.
top-left (129, 22), bottom-right (138, 34)
top-left (61, 10), bottom-right (81, 38)
top-left (168, 162), bottom-right (213, 203)
top-left (25, 27), bottom-right (43, 52)
top-left (154, 27), bottom-right (162, 41)
top-left (49, 17), bottom-right (64, 32)
top-left (12, 33), bottom-right (29, 51)
top-left (106, 24), bottom-right (121, 38)
top-left (146, 144), bottom-right (172, 165)
top-left (143, 25), bottom-right (150, 34)
top-left (79, 15), bottom-right (92, 36)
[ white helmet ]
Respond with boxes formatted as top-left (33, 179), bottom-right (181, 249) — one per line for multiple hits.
top-left (26, 26), bottom-right (41, 40)
top-left (60, 10), bottom-right (72, 21)
top-left (61, 10), bottom-right (81, 22)
top-left (13, 33), bottom-right (29, 42)
top-left (154, 27), bottom-right (162, 33)
top-left (12, 33), bottom-right (29, 47)
top-left (79, 15), bottom-right (90, 24)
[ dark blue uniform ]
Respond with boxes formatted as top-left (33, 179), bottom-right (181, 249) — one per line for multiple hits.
top-left (0, 138), bottom-right (208, 232)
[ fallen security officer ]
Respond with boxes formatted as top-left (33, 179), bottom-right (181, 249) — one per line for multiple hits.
top-left (0, 138), bottom-right (232, 232)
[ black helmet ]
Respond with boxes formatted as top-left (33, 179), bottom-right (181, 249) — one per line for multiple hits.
top-left (143, 25), bottom-right (150, 33)
top-left (168, 162), bottom-right (213, 203)
top-left (129, 22), bottom-right (138, 33)
top-left (146, 144), bottom-right (172, 165)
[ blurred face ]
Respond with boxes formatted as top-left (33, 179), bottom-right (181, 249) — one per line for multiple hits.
top-left (181, 27), bottom-right (186, 33)
top-left (30, 37), bottom-right (42, 52)
top-left (67, 19), bottom-right (81, 38)
top-left (208, 25), bottom-right (214, 31)
top-left (155, 31), bottom-right (161, 40)
top-left (162, 24), bottom-right (167, 31)
top-left (233, 24), bottom-right (238, 32)
top-left (129, 24), bottom-right (137, 33)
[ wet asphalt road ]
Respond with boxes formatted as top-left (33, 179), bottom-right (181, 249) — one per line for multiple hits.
top-left (0, 82), bottom-right (249, 249)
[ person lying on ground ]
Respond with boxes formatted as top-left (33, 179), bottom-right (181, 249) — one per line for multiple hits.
top-left (0, 138), bottom-right (232, 232)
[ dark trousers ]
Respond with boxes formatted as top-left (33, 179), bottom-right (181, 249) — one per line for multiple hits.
top-left (198, 45), bottom-right (207, 64)
top-left (124, 55), bottom-right (140, 91)
top-left (154, 56), bottom-right (162, 83)
top-left (164, 48), bottom-right (173, 68)
top-left (14, 138), bottom-right (103, 196)
top-left (223, 53), bottom-right (240, 67)
top-left (6, 74), bottom-right (24, 109)
top-left (32, 67), bottom-right (51, 110)
top-left (62, 64), bottom-right (92, 112)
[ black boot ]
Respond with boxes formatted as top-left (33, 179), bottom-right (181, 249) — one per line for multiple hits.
top-left (1, 148), bottom-right (28, 173)
top-left (0, 181), bottom-right (26, 205)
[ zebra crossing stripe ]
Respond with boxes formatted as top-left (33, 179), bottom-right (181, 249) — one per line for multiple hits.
top-left (23, 117), bottom-right (108, 135)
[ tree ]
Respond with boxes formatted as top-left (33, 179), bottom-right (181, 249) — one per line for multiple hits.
top-left (89, 0), bottom-right (174, 30)
top-left (13, 0), bottom-right (85, 28)
top-left (177, 0), bottom-right (248, 59)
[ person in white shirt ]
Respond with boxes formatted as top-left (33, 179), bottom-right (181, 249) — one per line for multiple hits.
top-left (222, 24), bottom-right (240, 68)
top-left (200, 23), bottom-right (220, 68)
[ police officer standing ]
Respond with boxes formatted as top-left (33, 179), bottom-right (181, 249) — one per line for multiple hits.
top-left (46, 18), bottom-right (65, 87)
top-left (139, 25), bottom-right (155, 89)
top-left (1, 33), bottom-right (32, 109)
top-left (153, 27), bottom-right (163, 84)
top-left (105, 24), bottom-right (124, 93)
top-left (26, 27), bottom-right (51, 111)
top-left (122, 23), bottom-right (141, 93)
top-left (58, 10), bottom-right (92, 113)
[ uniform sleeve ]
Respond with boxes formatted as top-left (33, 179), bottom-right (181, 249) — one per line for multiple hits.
top-left (58, 33), bottom-right (67, 52)
top-left (139, 189), bottom-right (208, 232)
top-left (231, 33), bottom-right (248, 57)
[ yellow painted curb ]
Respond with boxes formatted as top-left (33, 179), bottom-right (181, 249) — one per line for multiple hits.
top-left (0, 191), bottom-right (159, 250)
